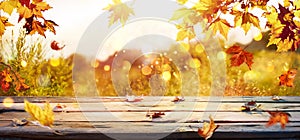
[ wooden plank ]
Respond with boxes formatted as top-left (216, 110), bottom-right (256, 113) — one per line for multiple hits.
top-left (2, 96), bottom-right (300, 103)
top-left (2, 102), bottom-right (300, 113)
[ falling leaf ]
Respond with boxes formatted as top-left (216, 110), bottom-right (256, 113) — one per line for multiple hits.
top-left (51, 40), bottom-right (65, 51)
top-left (24, 100), bottom-right (54, 127)
top-left (209, 18), bottom-right (232, 39)
top-left (266, 111), bottom-right (291, 129)
top-left (279, 68), bottom-right (297, 87)
top-left (198, 116), bottom-right (219, 140)
top-left (226, 45), bottom-right (253, 70)
top-left (103, 0), bottom-right (134, 26)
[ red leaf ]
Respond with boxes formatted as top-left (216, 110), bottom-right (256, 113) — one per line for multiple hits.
top-left (51, 41), bottom-right (65, 51)
top-left (226, 45), bottom-right (253, 70)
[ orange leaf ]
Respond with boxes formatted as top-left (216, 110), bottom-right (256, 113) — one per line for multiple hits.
top-left (279, 68), bottom-right (297, 87)
top-left (266, 111), bottom-right (291, 129)
top-left (198, 116), bottom-right (219, 140)
top-left (226, 45), bottom-right (253, 70)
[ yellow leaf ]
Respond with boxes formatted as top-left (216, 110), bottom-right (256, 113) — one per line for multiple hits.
top-left (17, 6), bottom-right (33, 19)
top-left (24, 100), bottom-right (54, 127)
top-left (0, 0), bottom-right (18, 15)
top-left (233, 10), bottom-right (260, 34)
top-left (267, 35), bottom-right (281, 47)
top-left (241, 22), bottom-right (252, 34)
top-left (284, 0), bottom-right (290, 7)
top-left (34, 1), bottom-right (52, 11)
top-left (0, 16), bottom-right (13, 36)
top-left (209, 18), bottom-right (232, 39)
top-left (294, 0), bottom-right (300, 9)
top-left (103, 0), bottom-right (134, 26)
top-left (176, 24), bottom-right (195, 41)
top-left (177, 0), bottom-right (188, 5)
top-left (295, 10), bottom-right (300, 18)
top-left (276, 38), bottom-right (294, 52)
top-left (266, 7), bottom-right (278, 24)
top-left (170, 8), bottom-right (193, 21)
top-left (193, 0), bottom-right (212, 12)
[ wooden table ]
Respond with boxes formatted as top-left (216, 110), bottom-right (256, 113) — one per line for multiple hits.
top-left (0, 96), bottom-right (300, 139)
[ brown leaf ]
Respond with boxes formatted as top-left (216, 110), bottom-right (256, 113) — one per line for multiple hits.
top-left (198, 116), bottom-right (219, 140)
top-left (226, 45), bottom-right (253, 70)
top-left (146, 111), bottom-right (165, 119)
top-left (279, 68), bottom-right (297, 87)
top-left (266, 111), bottom-right (291, 129)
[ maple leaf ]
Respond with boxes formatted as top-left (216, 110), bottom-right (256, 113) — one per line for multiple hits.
top-left (170, 8), bottom-right (201, 25)
top-left (24, 100), bottom-right (54, 127)
top-left (0, 16), bottom-right (14, 36)
top-left (103, 0), bottom-right (134, 26)
top-left (226, 45), bottom-right (253, 70)
top-left (266, 111), bottom-right (291, 129)
top-left (30, 20), bottom-right (46, 37)
top-left (44, 20), bottom-right (58, 34)
top-left (198, 116), bottom-right (219, 140)
top-left (176, 24), bottom-right (195, 41)
top-left (209, 18), bottom-right (232, 39)
top-left (279, 68), bottom-right (297, 87)
top-left (0, 0), bottom-right (19, 15)
top-left (232, 9), bottom-right (260, 34)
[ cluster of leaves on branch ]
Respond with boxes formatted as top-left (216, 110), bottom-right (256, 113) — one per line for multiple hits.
top-left (0, 0), bottom-right (58, 37)
top-left (0, 67), bottom-right (29, 92)
top-left (103, 0), bottom-right (300, 70)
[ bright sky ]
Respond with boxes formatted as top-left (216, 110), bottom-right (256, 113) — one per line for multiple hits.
top-left (5, 0), bottom-right (268, 59)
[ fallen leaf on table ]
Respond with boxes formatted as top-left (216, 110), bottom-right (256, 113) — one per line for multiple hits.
top-left (266, 111), bottom-right (291, 129)
top-left (272, 95), bottom-right (282, 101)
top-left (172, 96), bottom-right (185, 102)
top-left (198, 115), bottom-right (219, 140)
top-left (241, 100), bottom-right (261, 111)
top-left (24, 100), bottom-right (54, 127)
top-left (12, 118), bottom-right (28, 127)
top-left (53, 103), bottom-right (67, 112)
top-left (146, 111), bottom-right (165, 119)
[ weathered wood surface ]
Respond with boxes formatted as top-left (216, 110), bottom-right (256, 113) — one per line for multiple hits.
top-left (0, 96), bottom-right (300, 139)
